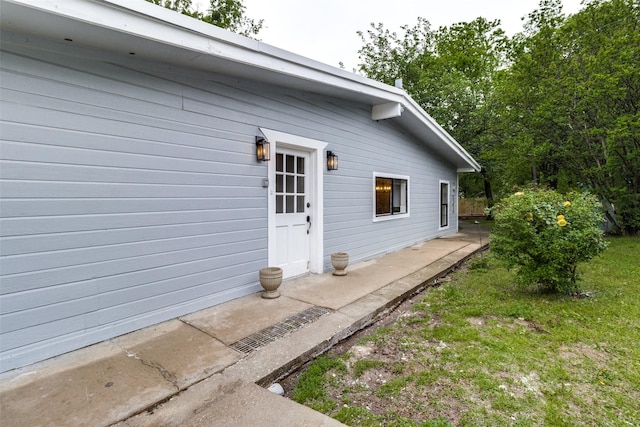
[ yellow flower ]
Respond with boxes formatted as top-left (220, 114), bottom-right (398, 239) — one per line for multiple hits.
top-left (558, 218), bottom-right (567, 227)
top-left (564, 201), bottom-right (571, 207)
top-left (557, 214), bottom-right (565, 220)
top-left (515, 191), bottom-right (524, 196)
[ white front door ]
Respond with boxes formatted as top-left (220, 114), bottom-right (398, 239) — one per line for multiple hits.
top-left (274, 148), bottom-right (310, 278)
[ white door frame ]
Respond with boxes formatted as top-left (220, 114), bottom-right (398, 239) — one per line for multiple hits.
top-left (260, 128), bottom-right (327, 275)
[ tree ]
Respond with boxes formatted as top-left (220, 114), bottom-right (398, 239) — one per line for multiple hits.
top-left (146, 0), bottom-right (194, 15)
top-left (146, 0), bottom-right (263, 37)
top-left (356, 17), bottom-right (510, 202)
top-left (489, 0), bottom-right (568, 190)
top-left (495, 0), bottom-right (640, 234)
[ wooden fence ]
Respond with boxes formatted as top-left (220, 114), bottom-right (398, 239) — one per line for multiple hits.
top-left (458, 198), bottom-right (488, 218)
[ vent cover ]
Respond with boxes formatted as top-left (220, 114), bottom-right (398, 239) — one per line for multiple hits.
top-left (230, 306), bottom-right (332, 354)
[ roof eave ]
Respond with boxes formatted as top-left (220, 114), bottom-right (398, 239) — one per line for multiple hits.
top-left (1, 0), bottom-right (481, 173)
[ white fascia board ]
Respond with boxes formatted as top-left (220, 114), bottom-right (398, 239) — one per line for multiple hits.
top-left (4, 0), bottom-right (402, 104)
top-left (4, 0), bottom-right (480, 173)
top-left (401, 96), bottom-right (481, 172)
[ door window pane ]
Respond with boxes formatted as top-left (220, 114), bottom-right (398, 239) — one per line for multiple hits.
top-left (297, 157), bottom-right (305, 174)
top-left (297, 196), bottom-right (305, 213)
top-left (276, 195), bottom-right (283, 214)
top-left (276, 153), bottom-right (283, 172)
top-left (286, 175), bottom-right (295, 193)
top-left (286, 155), bottom-right (295, 173)
top-left (286, 195), bottom-right (295, 213)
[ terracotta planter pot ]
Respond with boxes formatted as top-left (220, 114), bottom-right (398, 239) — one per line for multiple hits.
top-left (331, 252), bottom-right (349, 276)
top-left (259, 267), bottom-right (283, 299)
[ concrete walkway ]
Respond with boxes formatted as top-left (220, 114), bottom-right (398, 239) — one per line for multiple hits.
top-left (0, 225), bottom-right (489, 427)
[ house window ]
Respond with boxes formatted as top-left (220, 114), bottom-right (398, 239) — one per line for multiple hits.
top-left (440, 181), bottom-right (449, 228)
top-left (374, 173), bottom-right (409, 221)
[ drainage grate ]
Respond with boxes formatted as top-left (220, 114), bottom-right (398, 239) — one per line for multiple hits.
top-left (230, 306), bottom-right (332, 354)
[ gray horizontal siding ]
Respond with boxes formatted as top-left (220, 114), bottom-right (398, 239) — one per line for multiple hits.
top-left (1, 32), bottom-right (460, 371)
top-left (321, 129), bottom-right (459, 267)
top-left (0, 36), bottom-right (274, 371)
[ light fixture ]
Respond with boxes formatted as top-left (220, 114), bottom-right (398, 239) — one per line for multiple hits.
top-left (256, 136), bottom-right (270, 161)
top-left (327, 151), bottom-right (338, 171)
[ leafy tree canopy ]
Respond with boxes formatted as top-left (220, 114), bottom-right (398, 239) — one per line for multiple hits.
top-left (357, 16), bottom-right (510, 201)
top-left (357, 0), bottom-right (640, 234)
top-left (146, 0), bottom-right (263, 37)
top-left (496, 0), bottom-right (640, 234)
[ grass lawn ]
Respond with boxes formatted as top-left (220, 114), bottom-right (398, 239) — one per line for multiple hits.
top-left (290, 237), bottom-right (640, 426)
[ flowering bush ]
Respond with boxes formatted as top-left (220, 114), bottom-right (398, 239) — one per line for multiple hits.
top-left (490, 188), bottom-right (608, 292)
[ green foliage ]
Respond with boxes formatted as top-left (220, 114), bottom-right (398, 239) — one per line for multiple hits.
top-left (490, 188), bottom-right (607, 292)
top-left (357, 0), bottom-right (640, 234)
top-left (146, 0), bottom-right (195, 15)
top-left (145, 0), bottom-right (263, 36)
top-left (493, 0), bottom-right (640, 234)
top-left (356, 17), bottom-right (509, 200)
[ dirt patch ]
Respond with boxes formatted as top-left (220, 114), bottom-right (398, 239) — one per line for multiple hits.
top-left (278, 276), bottom-right (469, 423)
top-left (559, 343), bottom-right (609, 365)
top-left (280, 291), bottom-right (430, 396)
top-left (278, 261), bottom-right (479, 424)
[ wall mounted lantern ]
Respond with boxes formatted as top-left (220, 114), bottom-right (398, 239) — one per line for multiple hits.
top-left (327, 151), bottom-right (338, 171)
top-left (256, 136), bottom-right (270, 161)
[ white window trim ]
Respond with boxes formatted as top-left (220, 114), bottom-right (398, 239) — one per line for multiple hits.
top-left (372, 172), bottom-right (410, 222)
top-left (439, 179), bottom-right (450, 230)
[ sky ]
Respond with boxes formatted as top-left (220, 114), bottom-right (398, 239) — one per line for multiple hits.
top-left (197, 0), bottom-right (585, 71)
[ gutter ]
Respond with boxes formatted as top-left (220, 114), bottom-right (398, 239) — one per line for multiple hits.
top-left (2, 0), bottom-right (481, 172)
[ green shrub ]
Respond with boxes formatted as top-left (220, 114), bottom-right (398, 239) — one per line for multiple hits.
top-left (490, 188), bottom-right (607, 292)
